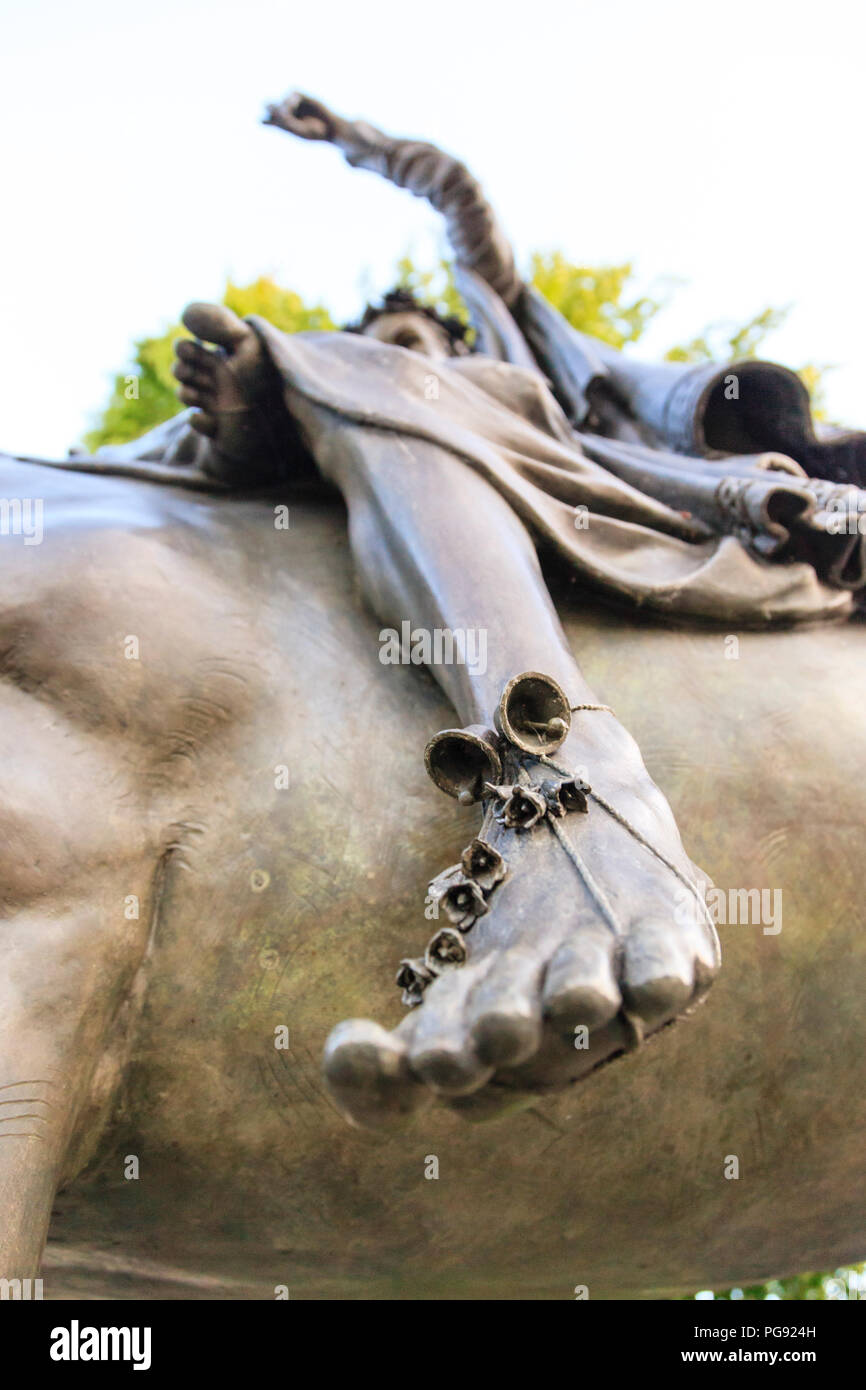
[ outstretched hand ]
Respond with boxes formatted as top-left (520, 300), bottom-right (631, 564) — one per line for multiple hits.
top-left (263, 91), bottom-right (344, 143)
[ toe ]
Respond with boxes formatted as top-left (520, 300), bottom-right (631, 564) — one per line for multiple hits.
top-left (408, 964), bottom-right (494, 1095)
top-left (323, 1018), bottom-right (430, 1128)
top-left (467, 948), bottom-right (544, 1066)
top-left (175, 338), bottom-right (215, 368)
top-left (542, 924), bottom-right (621, 1032)
top-left (172, 360), bottom-right (211, 388)
top-left (190, 412), bottom-right (218, 438)
top-left (182, 301), bottom-right (248, 350)
top-left (690, 917), bottom-right (722, 1004)
top-left (621, 919), bottom-right (695, 1030)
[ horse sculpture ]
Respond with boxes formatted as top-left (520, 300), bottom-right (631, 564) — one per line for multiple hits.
top-left (1, 93), bottom-right (864, 1300)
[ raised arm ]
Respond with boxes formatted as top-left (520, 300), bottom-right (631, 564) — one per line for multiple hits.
top-left (263, 92), bottom-right (523, 308)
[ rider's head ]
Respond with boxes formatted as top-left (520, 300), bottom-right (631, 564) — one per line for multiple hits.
top-left (345, 287), bottom-right (471, 361)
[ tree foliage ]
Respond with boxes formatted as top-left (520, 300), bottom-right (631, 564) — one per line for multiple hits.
top-left (393, 253), bottom-right (470, 326)
top-left (664, 305), bottom-right (790, 365)
top-left (84, 254), bottom-right (827, 449)
top-left (530, 251), bottom-right (670, 349)
top-left (661, 304), bottom-right (828, 418)
top-left (696, 1263), bottom-right (866, 1301)
top-left (84, 277), bottom-right (334, 451)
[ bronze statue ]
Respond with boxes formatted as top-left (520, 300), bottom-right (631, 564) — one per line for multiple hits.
top-left (1, 93), bottom-right (864, 1298)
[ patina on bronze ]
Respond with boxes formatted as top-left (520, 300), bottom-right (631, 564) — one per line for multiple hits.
top-left (0, 92), bottom-right (864, 1299)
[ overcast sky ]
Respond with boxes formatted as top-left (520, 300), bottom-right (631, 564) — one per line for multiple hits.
top-left (1, 0), bottom-right (864, 455)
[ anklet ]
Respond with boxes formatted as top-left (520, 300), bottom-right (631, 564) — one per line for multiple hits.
top-left (397, 838), bottom-right (509, 1007)
top-left (547, 814), bottom-right (625, 939)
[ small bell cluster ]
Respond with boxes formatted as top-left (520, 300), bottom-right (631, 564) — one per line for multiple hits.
top-left (396, 837), bottom-right (506, 1006)
top-left (402, 671), bottom-right (591, 1005)
top-left (485, 775), bottom-right (590, 829)
top-left (396, 771), bottom-right (591, 1007)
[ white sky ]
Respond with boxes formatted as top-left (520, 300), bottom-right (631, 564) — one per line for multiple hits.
top-left (1, 0), bottom-right (864, 455)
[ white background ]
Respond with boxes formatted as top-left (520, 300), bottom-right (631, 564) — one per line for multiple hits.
top-left (1, 0), bottom-right (863, 455)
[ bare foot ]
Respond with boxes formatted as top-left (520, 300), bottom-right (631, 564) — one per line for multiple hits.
top-left (324, 675), bottom-right (720, 1127)
top-left (172, 303), bottom-right (285, 484)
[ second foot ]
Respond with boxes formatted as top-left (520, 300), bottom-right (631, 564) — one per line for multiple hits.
top-left (172, 302), bottom-right (287, 484)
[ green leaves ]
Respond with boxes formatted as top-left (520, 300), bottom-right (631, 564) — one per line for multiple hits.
top-left (695, 1263), bottom-right (865, 1300)
top-left (83, 319), bottom-right (187, 451)
top-left (83, 277), bottom-right (334, 452)
top-left (530, 252), bottom-right (671, 349)
top-left (222, 277), bottom-right (335, 334)
top-left (394, 254), bottom-right (472, 327)
top-left (665, 305), bottom-right (791, 365)
top-left (83, 255), bottom-right (828, 450)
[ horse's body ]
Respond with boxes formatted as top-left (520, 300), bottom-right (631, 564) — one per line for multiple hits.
top-left (2, 454), bottom-right (863, 1300)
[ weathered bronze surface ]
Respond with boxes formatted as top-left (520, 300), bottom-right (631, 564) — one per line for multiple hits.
top-left (0, 467), bottom-right (861, 1298)
top-left (1, 93), bottom-right (863, 1299)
